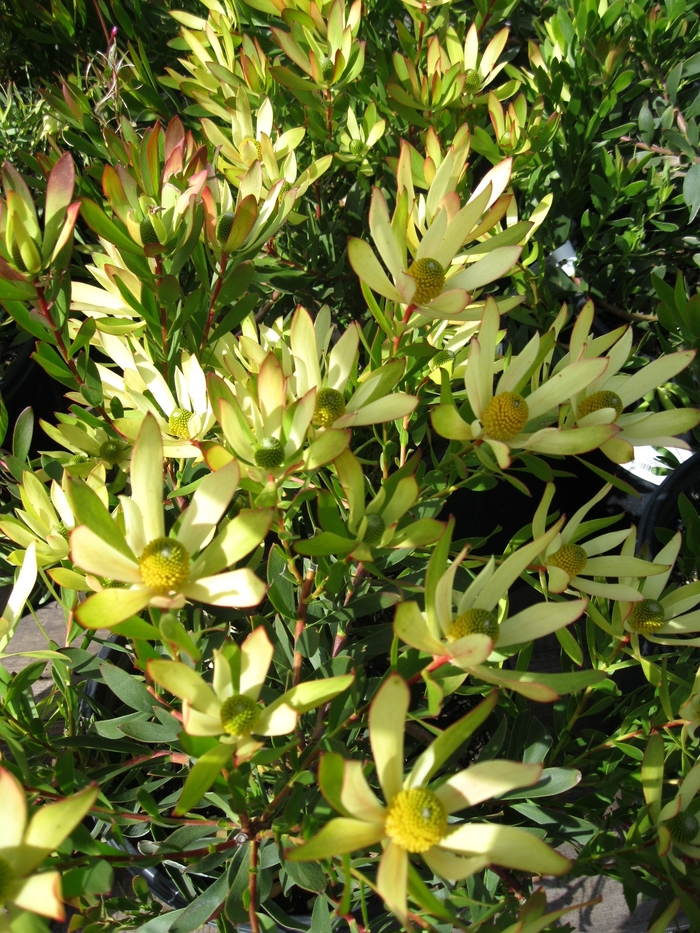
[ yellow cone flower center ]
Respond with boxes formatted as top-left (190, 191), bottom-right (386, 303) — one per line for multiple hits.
top-left (408, 258), bottom-right (445, 306)
top-left (363, 513), bottom-right (385, 546)
top-left (254, 436), bottom-right (285, 469)
top-left (546, 543), bottom-right (587, 577)
top-left (314, 387), bottom-right (346, 427)
top-left (481, 392), bottom-right (529, 442)
top-left (220, 694), bottom-right (260, 737)
top-left (0, 855), bottom-right (15, 905)
top-left (168, 408), bottom-right (193, 439)
top-left (627, 598), bottom-right (665, 634)
top-left (385, 788), bottom-right (447, 853)
top-left (241, 136), bottom-right (263, 160)
top-left (448, 608), bottom-right (499, 644)
top-left (666, 811), bottom-right (699, 844)
top-left (577, 390), bottom-right (624, 421)
top-left (99, 439), bottom-right (122, 464)
top-left (139, 537), bottom-right (190, 592)
top-left (464, 69), bottom-right (481, 92)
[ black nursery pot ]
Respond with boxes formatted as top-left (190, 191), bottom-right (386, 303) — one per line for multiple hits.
top-left (0, 339), bottom-right (69, 455)
top-left (441, 447), bottom-right (654, 554)
top-left (637, 449), bottom-right (700, 558)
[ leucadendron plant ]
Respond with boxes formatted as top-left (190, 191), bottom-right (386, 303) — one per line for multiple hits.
top-left (3, 0), bottom-right (700, 931)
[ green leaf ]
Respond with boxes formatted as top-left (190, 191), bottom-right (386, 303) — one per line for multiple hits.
top-left (406, 863), bottom-right (455, 921)
top-left (0, 393), bottom-right (8, 447)
top-left (283, 856), bottom-right (326, 892)
top-left (119, 717), bottom-right (181, 743)
top-left (170, 869), bottom-right (231, 933)
top-left (555, 625), bottom-right (583, 666)
top-left (224, 845), bottom-right (252, 925)
top-left (62, 859), bottom-right (113, 898)
top-left (499, 768), bottom-right (581, 799)
top-left (100, 662), bottom-right (155, 713)
top-left (409, 691), bottom-right (498, 786)
top-left (310, 895), bottom-right (333, 933)
top-left (67, 477), bottom-right (133, 560)
top-left (159, 613), bottom-right (202, 662)
top-left (12, 406), bottom-right (33, 461)
top-left (684, 162), bottom-right (700, 222)
top-left (295, 531), bottom-right (355, 556)
top-left (80, 198), bottom-right (142, 254)
top-left (175, 743), bottom-right (233, 815)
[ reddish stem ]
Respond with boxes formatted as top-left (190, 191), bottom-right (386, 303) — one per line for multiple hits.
top-left (293, 567), bottom-right (317, 686)
top-left (200, 253), bottom-right (230, 350)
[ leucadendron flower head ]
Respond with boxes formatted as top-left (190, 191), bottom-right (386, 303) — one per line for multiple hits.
top-left (208, 351), bottom-right (350, 488)
top-left (110, 351), bottom-right (216, 457)
top-left (557, 302), bottom-right (700, 463)
top-left (68, 414), bottom-right (273, 627)
top-left (394, 518), bottom-right (598, 701)
top-left (620, 531), bottom-right (700, 647)
top-left (432, 297), bottom-right (621, 469)
top-left (643, 734), bottom-right (700, 873)
top-left (347, 162), bottom-right (522, 323)
top-left (0, 468), bottom-right (106, 568)
top-left (290, 306), bottom-right (418, 429)
top-left (148, 627), bottom-right (354, 767)
top-left (0, 768), bottom-right (97, 925)
top-left (40, 414), bottom-right (131, 474)
top-left (537, 483), bottom-right (669, 602)
top-left (286, 679), bottom-right (570, 921)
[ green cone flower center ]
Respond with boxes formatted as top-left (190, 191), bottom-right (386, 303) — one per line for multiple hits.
top-left (546, 543), bottom-right (587, 577)
top-left (216, 212), bottom-right (235, 243)
top-left (100, 577), bottom-right (128, 589)
top-left (666, 811), bottom-right (699, 844)
top-left (448, 608), bottom-right (499, 644)
top-left (429, 349), bottom-right (455, 371)
top-left (254, 436), bottom-right (285, 469)
top-left (278, 180), bottom-right (291, 201)
top-left (99, 439), bottom-right (122, 464)
top-left (627, 598), bottom-right (665, 634)
top-left (69, 453), bottom-right (89, 465)
top-left (11, 239), bottom-right (28, 272)
top-left (385, 788), bottom-right (447, 853)
top-left (499, 132), bottom-right (513, 148)
top-left (0, 854), bottom-right (15, 905)
top-left (140, 217), bottom-right (159, 246)
top-left (577, 390), bottom-right (624, 421)
top-left (464, 69), bottom-right (481, 92)
top-left (139, 537), bottom-right (190, 592)
top-left (314, 387), bottom-right (346, 427)
top-left (220, 694), bottom-right (260, 736)
top-left (168, 408), bottom-right (193, 439)
top-left (481, 392), bottom-right (529, 442)
top-left (320, 56), bottom-right (335, 83)
top-left (363, 513), bottom-right (385, 546)
top-left (408, 258), bottom-right (445, 306)
top-left (51, 523), bottom-right (69, 541)
top-left (349, 139), bottom-right (364, 156)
